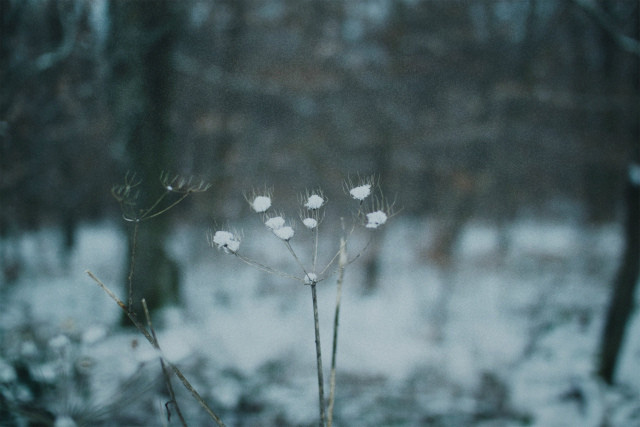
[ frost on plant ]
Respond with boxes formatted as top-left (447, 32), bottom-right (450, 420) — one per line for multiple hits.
top-left (303, 217), bottom-right (318, 229)
top-left (304, 272), bottom-right (318, 285)
top-left (265, 216), bottom-right (286, 230)
top-left (349, 184), bottom-right (371, 201)
top-left (252, 196), bottom-right (272, 213)
top-left (211, 230), bottom-right (240, 254)
top-left (366, 210), bottom-right (387, 229)
top-left (304, 194), bottom-right (325, 210)
top-left (273, 226), bottom-right (295, 241)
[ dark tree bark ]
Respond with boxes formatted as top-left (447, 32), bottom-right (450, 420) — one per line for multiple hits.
top-left (597, 165), bottom-right (640, 384)
top-left (108, 0), bottom-right (182, 320)
top-left (593, 0), bottom-right (640, 385)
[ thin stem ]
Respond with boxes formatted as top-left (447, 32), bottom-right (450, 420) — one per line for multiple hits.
top-left (142, 299), bottom-right (187, 427)
top-left (284, 240), bottom-right (309, 278)
top-left (139, 190), bottom-right (169, 220)
top-left (127, 221), bottom-right (139, 313)
top-left (143, 191), bottom-right (191, 220)
top-left (234, 252), bottom-right (303, 282)
top-left (312, 221), bottom-right (320, 273)
top-left (311, 283), bottom-right (326, 427)
top-left (86, 270), bottom-right (226, 427)
top-left (327, 236), bottom-right (347, 427)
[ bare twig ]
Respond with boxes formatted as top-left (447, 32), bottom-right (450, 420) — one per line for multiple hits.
top-left (127, 221), bottom-right (139, 313)
top-left (142, 299), bottom-right (187, 427)
top-left (86, 270), bottom-right (226, 427)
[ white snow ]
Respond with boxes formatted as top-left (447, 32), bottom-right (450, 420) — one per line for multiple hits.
top-left (265, 215), bottom-right (285, 230)
top-left (252, 195), bottom-right (272, 213)
top-left (211, 230), bottom-right (240, 253)
top-left (1, 217), bottom-right (637, 425)
top-left (302, 217), bottom-right (318, 229)
top-left (273, 225), bottom-right (295, 241)
top-left (365, 210), bottom-right (387, 228)
top-left (304, 272), bottom-right (318, 284)
top-left (349, 184), bottom-right (371, 200)
top-left (304, 194), bottom-right (324, 210)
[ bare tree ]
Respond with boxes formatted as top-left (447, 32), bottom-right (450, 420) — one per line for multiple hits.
top-left (107, 0), bottom-right (183, 319)
top-left (572, 0), bottom-right (640, 384)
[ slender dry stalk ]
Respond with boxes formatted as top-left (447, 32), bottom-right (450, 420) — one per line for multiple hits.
top-left (127, 221), bottom-right (139, 313)
top-left (310, 282), bottom-right (326, 427)
top-left (141, 299), bottom-right (187, 427)
top-left (327, 236), bottom-right (347, 427)
top-left (86, 270), bottom-right (226, 427)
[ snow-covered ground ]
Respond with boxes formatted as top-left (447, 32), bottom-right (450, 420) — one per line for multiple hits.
top-left (1, 217), bottom-right (638, 426)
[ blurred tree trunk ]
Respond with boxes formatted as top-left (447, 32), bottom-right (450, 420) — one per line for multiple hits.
top-left (598, 160), bottom-right (640, 384)
top-left (108, 1), bottom-right (182, 321)
top-left (592, 0), bottom-right (640, 385)
top-left (210, 0), bottom-right (245, 207)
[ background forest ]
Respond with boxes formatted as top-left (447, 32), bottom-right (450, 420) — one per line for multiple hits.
top-left (1, 0), bottom-right (639, 426)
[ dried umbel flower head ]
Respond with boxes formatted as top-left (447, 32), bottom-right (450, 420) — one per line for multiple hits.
top-left (363, 192), bottom-right (398, 230)
top-left (265, 215), bottom-right (286, 230)
top-left (344, 175), bottom-right (377, 201)
top-left (160, 172), bottom-right (211, 194)
top-left (111, 172), bottom-right (141, 206)
top-left (252, 196), bottom-right (272, 213)
top-left (209, 230), bottom-right (240, 254)
top-left (304, 194), bottom-right (325, 210)
top-left (302, 217), bottom-right (318, 229)
top-left (350, 184), bottom-right (371, 201)
top-left (273, 226), bottom-right (295, 241)
top-left (365, 210), bottom-right (387, 229)
top-left (244, 187), bottom-right (274, 213)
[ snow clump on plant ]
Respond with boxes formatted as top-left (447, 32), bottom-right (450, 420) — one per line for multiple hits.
top-left (304, 194), bottom-right (325, 210)
top-left (365, 210), bottom-right (387, 229)
top-left (252, 195), bottom-right (272, 213)
top-left (211, 230), bottom-right (240, 254)
top-left (265, 216), bottom-right (286, 230)
top-left (273, 226), bottom-right (295, 241)
top-left (303, 217), bottom-right (318, 229)
top-left (304, 272), bottom-right (318, 285)
top-left (349, 184), bottom-right (371, 201)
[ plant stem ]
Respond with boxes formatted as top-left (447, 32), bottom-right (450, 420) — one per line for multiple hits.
top-left (327, 237), bottom-right (346, 427)
top-left (311, 283), bottom-right (326, 427)
top-left (86, 270), bottom-right (226, 427)
top-left (127, 221), bottom-right (139, 313)
top-left (141, 298), bottom-right (187, 427)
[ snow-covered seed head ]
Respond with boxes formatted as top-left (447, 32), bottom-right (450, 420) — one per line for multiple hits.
top-left (273, 226), bottom-right (295, 241)
top-left (304, 272), bottom-right (318, 285)
top-left (304, 194), bottom-right (325, 210)
top-left (211, 230), bottom-right (240, 254)
top-left (265, 216), bottom-right (285, 230)
top-left (365, 210), bottom-right (387, 229)
top-left (302, 217), bottom-right (318, 229)
top-left (252, 196), bottom-right (272, 213)
top-left (350, 184), bottom-right (371, 201)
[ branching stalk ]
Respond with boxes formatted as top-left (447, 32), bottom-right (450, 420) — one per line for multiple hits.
top-left (86, 270), bottom-right (226, 427)
top-left (234, 252), bottom-right (303, 282)
top-left (142, 299), bottom-right (187, 427)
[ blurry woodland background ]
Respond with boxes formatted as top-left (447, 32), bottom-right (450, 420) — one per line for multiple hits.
top-left (3, 0), bottom-right (639, 355)
top-left (3, 0), bottom-right (638, 311)
top-left (2, 0), bottom-right (637, 236)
